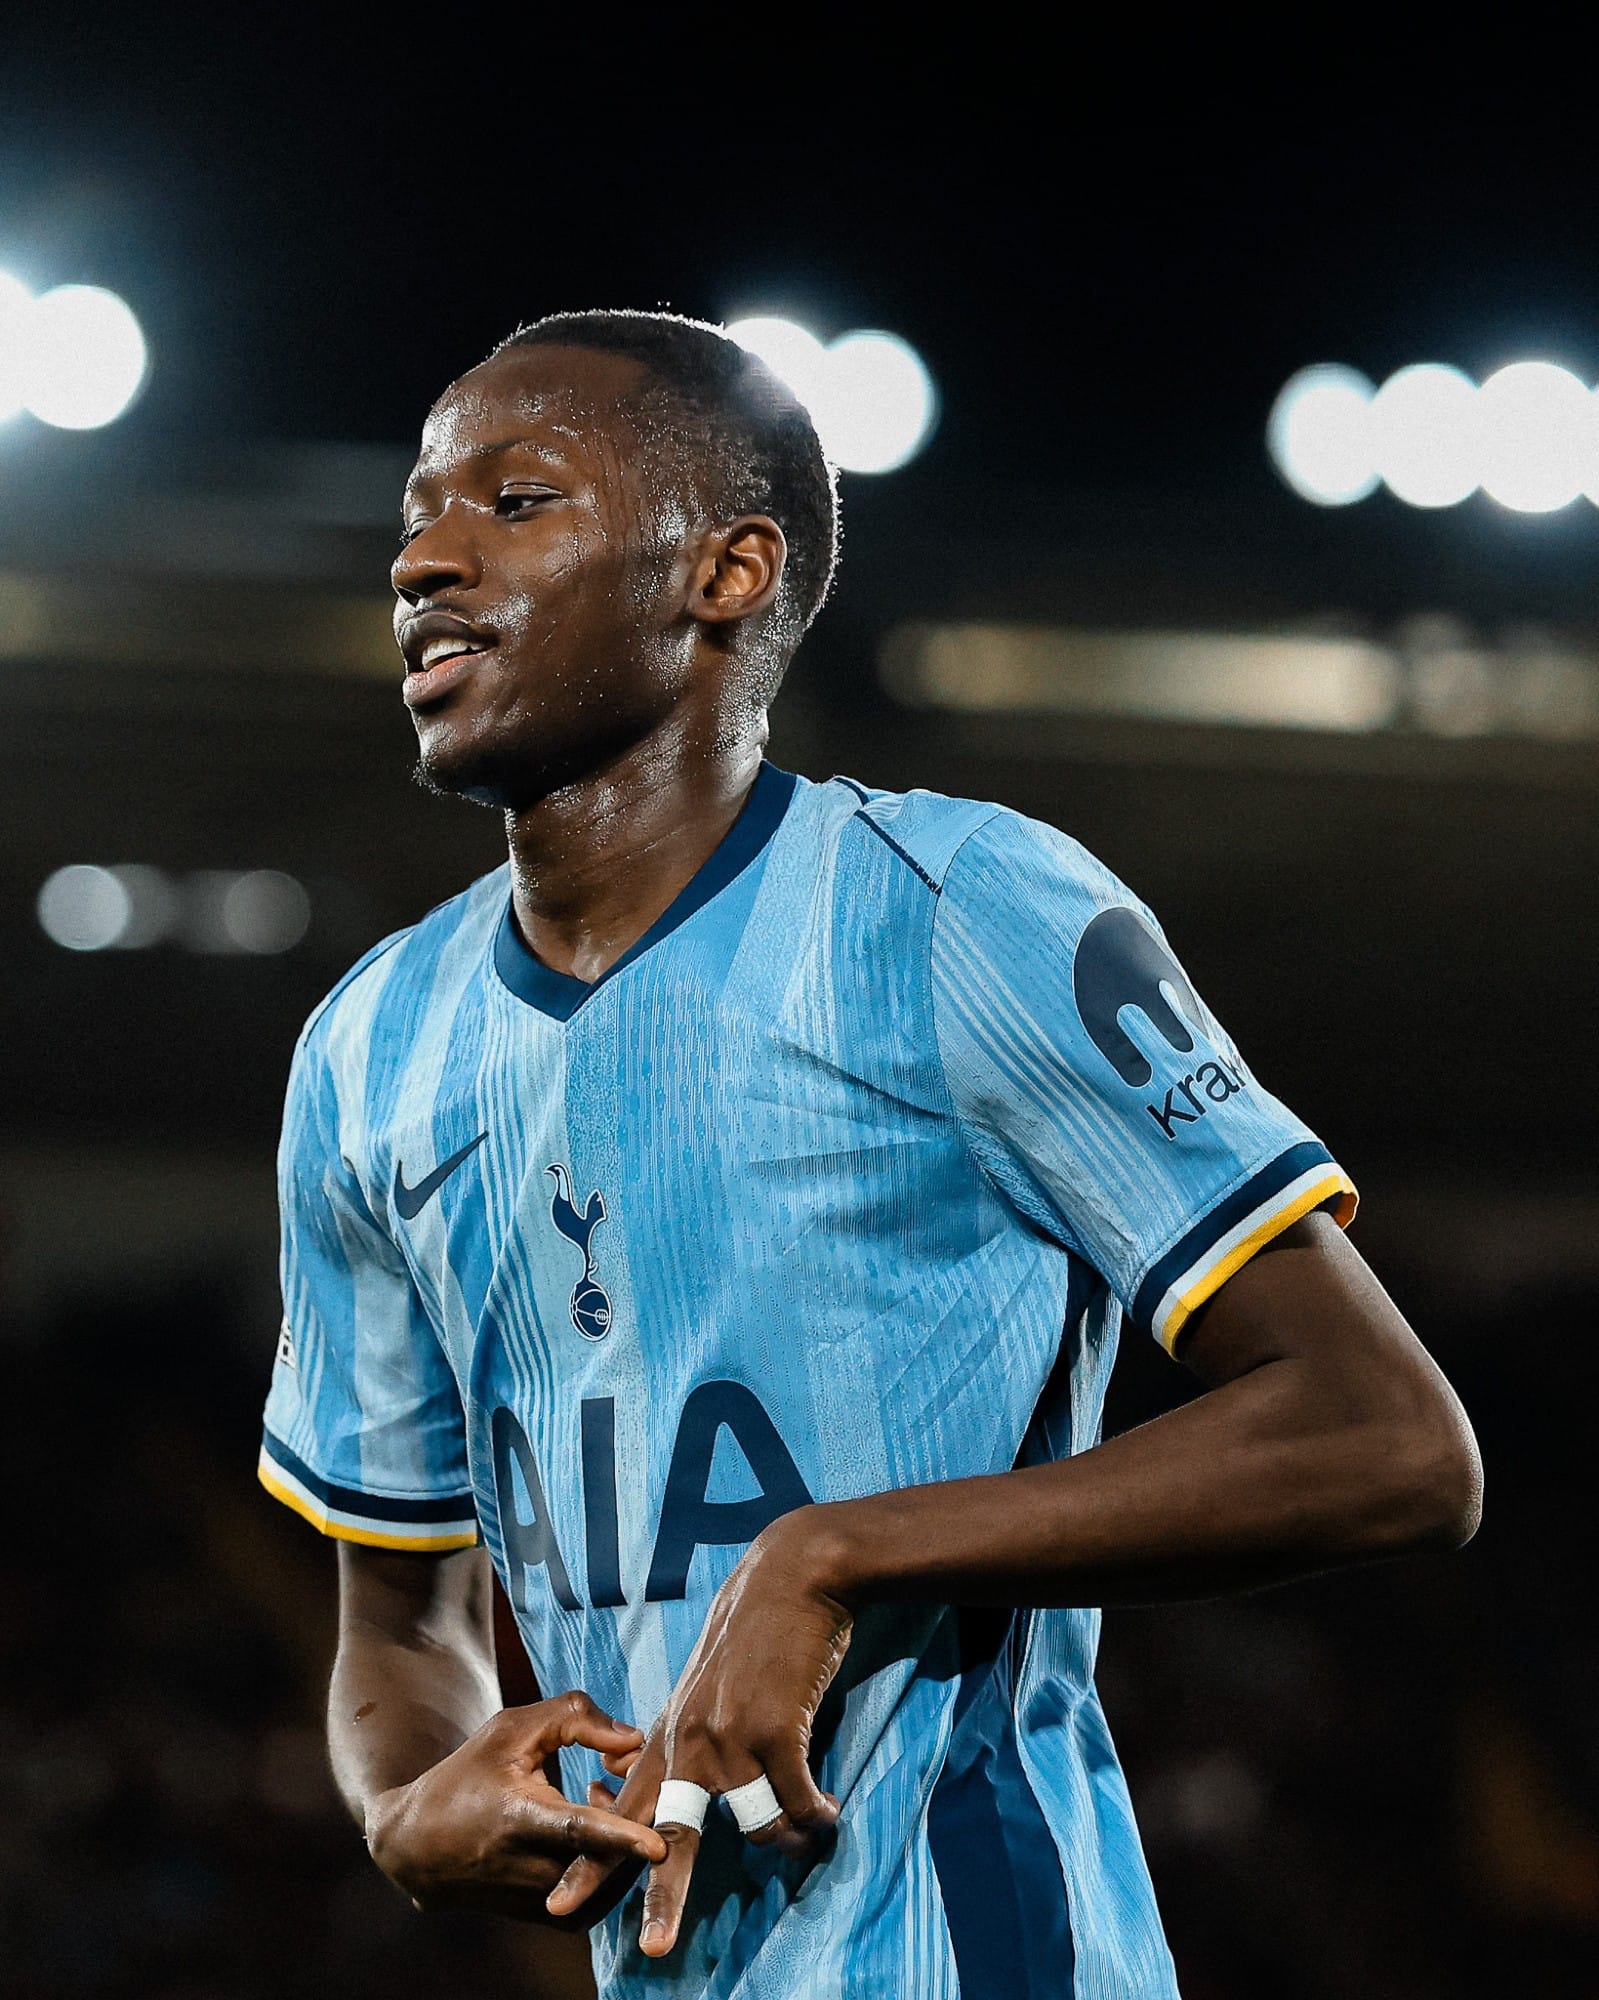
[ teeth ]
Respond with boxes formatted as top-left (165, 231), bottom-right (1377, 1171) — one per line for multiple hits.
top-left (418, 635), bottom-right (483, 671)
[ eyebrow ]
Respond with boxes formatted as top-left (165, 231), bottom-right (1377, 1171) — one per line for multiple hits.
top-left (467, 435), bottom-right (571, 464)
top-left (404, 434), bottom-right (573, 502)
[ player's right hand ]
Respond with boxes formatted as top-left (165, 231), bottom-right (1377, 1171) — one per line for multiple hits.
top-left (364, 1690), bottom-right (669, 1927)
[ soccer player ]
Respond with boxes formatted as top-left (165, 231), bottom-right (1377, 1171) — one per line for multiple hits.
top-left (258, 311), bottom-right (1481, 1998)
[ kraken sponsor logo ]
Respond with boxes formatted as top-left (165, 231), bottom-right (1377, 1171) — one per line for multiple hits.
top-left (1144, 1057), bottom-right (1250, 1140)
top-left (1073, 906), bottom-right (1202, 1088)
top-left (1072, 906), bottom-right (1251, 1136)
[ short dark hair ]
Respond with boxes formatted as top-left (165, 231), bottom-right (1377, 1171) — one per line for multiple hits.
top-left (494, 310), bottom-right (839, 666)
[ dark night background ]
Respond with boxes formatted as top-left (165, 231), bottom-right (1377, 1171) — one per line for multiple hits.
top-left (1, 25), bottom-right (1596, 2000)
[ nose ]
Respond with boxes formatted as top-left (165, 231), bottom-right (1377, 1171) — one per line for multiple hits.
top-left (391, 505), bottom-right (482, 606)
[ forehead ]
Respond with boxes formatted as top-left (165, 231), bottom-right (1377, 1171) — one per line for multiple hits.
top-left (408, 344), bottom-right (654, 489)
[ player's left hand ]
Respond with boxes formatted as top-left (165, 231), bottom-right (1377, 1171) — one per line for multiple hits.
top-left (544, 1507), bottom-right (851, 1958)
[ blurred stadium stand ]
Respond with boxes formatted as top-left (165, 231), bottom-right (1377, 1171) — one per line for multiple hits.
top-left (2, 438), bottom-right (1596, 1998)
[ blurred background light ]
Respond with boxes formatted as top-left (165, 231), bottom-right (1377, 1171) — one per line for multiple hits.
top-left (37, 866), bottom-right (310, 954)
top-left (1475, 361), bottom-right (1595, 514)
top-left (814, 330), bottom-right (938, 474)
top-left (184, 870), bottom-right (312, 955)
top-left (725, 315), bottom-right (937, 473)
top-left (0, 269), bottom-right (34, 421)
top-left (37, 865), bottom-right (134, 951)
top-left (1369, 363), bottom-right (1480, 507)
top-left (21, 285), bottom-right (149, 430)
top-left (882, 617), bottom-right (1599, 742)
top-left (1266, 364), bottom-right (1379, 505)
top-left (725, 316), bottom-right (832, 411)
top-left (220, 870), bottom-right (313, 954)
top-left (884, 624), bottom-right (1403, 731)
top-left (1270, 357), bottom-right (1599, 513)
top-left (110, 864), bottom-right (182, 948)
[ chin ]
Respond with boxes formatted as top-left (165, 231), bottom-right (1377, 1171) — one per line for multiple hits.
top-left (412, 707), bottom-right (662, 816)
top-left (411, 723), bottom-right (520, 809)
top-left (411, 718), bottom-right (589, 814)
top-left (411, 753), bottom-right (513, 811)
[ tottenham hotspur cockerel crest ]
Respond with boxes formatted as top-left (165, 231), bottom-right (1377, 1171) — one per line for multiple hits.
top-left (545, 1164), bottom-right (612, 1339)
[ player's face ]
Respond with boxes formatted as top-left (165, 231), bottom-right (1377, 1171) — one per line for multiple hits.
top-left (392, 345), bottom-right (699, 809)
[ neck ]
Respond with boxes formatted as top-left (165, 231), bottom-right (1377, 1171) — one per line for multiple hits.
top-left (503, 720), bottom-right (769, 985)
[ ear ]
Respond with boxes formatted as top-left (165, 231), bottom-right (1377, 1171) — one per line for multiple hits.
top-left (686, 516), bottom-right (786, 630)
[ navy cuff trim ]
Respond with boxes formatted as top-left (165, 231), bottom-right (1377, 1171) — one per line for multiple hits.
top-left (259, 1430), bottom-right (474, 1525)
top-left (1131, 1141), bottom-right (1339, 1331)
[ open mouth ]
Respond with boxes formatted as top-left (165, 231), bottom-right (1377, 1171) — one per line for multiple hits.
top-left (411, 636), bottom-right (492, 676)
top-left (402, 634), bottom-right (497, 709)
top-left (399, 607), bottom-right (499, 677)
top-left (398, 608), bottom-right (500, 707)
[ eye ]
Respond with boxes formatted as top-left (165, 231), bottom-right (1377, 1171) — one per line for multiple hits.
top-left (495, 485), bottom-right (557, 518)
top-left (398, 518), bottom-right (431, 550)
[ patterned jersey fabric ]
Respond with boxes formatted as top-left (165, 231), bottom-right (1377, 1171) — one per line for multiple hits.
top-left (261, 762), bottom-right (1354, 1998)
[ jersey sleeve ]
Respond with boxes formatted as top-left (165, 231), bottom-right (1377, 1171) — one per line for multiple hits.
top-left (930, 810), bottom-right (1356, 1353)
top-left (258, 1021), bottom-right (478, 1549)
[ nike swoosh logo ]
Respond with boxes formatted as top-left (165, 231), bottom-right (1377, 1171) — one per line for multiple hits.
top-left (393, 1132), bottom-right (488, 1220)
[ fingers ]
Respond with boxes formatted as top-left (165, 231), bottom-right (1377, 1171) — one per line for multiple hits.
top-left (546, 1743), bottom-right (666, 1918)
top-left (507, 1790), bottom-right (667, 1867)
top-left (546, 1689), bottom-right (648, 1754)
top-left (744, 1803), bottom-right (841, 1859)
top-left (639, 1824), bottom-right (700, 1958)
top-left (723, 1771), bottom-right (792, 1853)
top-left (545, 1835), bottom-right (642, 1919)
top-left (547, 1739), bottom-right (842, 1949)
top-left (744, 1751), bottom-right (840, 1858)
top-left (546, 1856), bottom-right (605, 1918)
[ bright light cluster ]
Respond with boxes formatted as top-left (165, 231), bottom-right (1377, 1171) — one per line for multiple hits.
top-left (0, 272), bottom-right (147, 430)
top-left (725, 316), bottom-right (936, 473)
top-left (37, 866), bottom-right (311, 954)
top-left (1269, 361), bottom-right (1599, 513)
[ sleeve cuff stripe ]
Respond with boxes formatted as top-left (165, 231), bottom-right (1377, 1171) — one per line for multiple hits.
top-left (1154, 1167), bottom-right (1359, 1354)
top-left (1131, 1139), bottom-right (1345, 1330)
top-left (259, 1432), bottom-right (478, 1529)
top-left (257, 1456), bottom-right (479, 1549)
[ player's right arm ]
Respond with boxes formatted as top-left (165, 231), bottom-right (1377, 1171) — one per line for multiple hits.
top-left (261, 990), bottom-right (663, 1925)
top-left (332, 1541), bottom-right (665, 1922)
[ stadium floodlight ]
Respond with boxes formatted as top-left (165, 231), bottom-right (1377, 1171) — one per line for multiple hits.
top-left (111, 865), bottom-right (181, 948)
top-left (37, 863), bottom-right (312, 954)
top-left (816, 331), bottom-right (937, 474)
top-left (37, 864), bottom-right (134, 951)
top-left (221, 870), bottom-right (312, 953)
top-left (1475, 361), bottom-right (1595, 514)
top-left (1266, 364), bottom-right (1379, 505)
top-left (725, 316), bottom-right (832, 412)
top-left (183, 868), bottom-right (312, 954)
top-left (0, 269), bottom-right (34, 421)
top-left (1368, 364), bottom-right (1481, 508)
top-left (19, 284), bottom-right (148, 431)
top-left (725, 315), bottom-right (937, 474)
top-left (1585, 388), bottom-right (1599, 507)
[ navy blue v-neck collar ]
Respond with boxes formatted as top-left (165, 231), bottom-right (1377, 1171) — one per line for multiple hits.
top-left (492, 762), bottom-right (799, 1021)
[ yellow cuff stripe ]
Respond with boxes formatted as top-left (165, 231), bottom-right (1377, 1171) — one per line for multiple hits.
top-left (256, 1462), bottom-right (479, 1552)
top-left (1160, 1171), bottom-right (1359, 1355)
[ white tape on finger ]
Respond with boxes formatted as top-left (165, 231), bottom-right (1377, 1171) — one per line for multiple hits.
top-left (723, 1774), bottom-right (783, 1835)
top-left (653, 1779), bottom-right (712, 1834)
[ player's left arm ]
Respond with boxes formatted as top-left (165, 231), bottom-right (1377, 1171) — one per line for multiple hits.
top-left (550, 1210), bottom-right (1479, 1953)
top-left (551, 810), bottom-right (1484, 1955)
top-left (763, 1205), bottom-right (1481, 1607)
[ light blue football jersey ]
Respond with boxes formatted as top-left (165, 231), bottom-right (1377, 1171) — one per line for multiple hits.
top-left (261, 763), bottom-right (1355, 1999)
